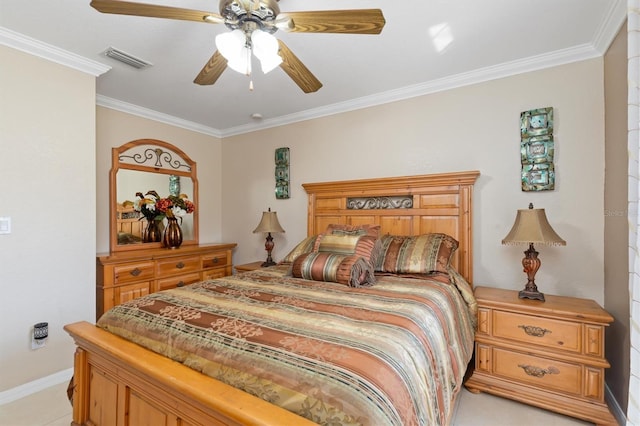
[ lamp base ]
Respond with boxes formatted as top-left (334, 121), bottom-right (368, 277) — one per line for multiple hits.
top-left (261, 260), bottom-right (276, 267)
top-left (518, 242), bottom-right (545, 302)
top-left (518, 289), bottom-right (545, 301)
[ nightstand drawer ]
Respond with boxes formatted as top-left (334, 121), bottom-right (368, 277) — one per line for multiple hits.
top-left (493, 347), bottom-right (581, 396)
top-left (156, 256), bottom-right (201, 276)
top-left (493, 310), bottom-right (580, 353)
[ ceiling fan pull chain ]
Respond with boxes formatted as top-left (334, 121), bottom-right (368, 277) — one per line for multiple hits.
top-left (245, 38), bottom-right (252, 76)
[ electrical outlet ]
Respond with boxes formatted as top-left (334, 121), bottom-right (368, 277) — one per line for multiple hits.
top-left (31, 336), bottom-right (46, 349)
top-left (31, 322), bottom-right (48, 350)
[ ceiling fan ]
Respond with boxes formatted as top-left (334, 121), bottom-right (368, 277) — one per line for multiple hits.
top-left (90, 0), bottom-right (386, 93)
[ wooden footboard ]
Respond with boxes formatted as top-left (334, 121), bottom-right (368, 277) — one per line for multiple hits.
top-left (64, 321), bottom-right (316, 426)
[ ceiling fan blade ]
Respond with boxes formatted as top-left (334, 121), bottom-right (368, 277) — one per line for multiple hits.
top-left (277, 40), bottom-right (322, 93)
top-left (281, 9), bottom-right (385, 34)
top-left (194, 51), bottom-right (228, 86)
top-left (90, 0), bottom-right (224, 24)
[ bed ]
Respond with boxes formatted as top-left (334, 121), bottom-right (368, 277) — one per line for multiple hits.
top-left (65, 170), bottom-right (480, 426)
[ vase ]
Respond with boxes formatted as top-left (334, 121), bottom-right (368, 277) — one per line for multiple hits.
top-left (142, 219), bottom-right (162, 243)
top-left (163, 217), bottom-right (183, 249)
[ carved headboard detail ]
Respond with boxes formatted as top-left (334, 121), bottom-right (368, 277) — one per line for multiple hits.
top-left (303, 171), bottom-right (480, 284)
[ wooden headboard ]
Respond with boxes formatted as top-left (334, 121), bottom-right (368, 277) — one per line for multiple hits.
top-left (303, 171), bottom-right (480, 284)
top-left (116, 203), bottom-right (143, 238)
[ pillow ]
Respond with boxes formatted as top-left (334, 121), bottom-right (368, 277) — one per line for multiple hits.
top-left (325, 224), bottom-right (381, 238)
top-left (374, 233), bottom-right (458, 275)
top-left (313, 233), bottom-right (380, 266)
top-left (290, 252), bottom-right (375, 287)
top-left (280, 235), bottom-right (318, 264)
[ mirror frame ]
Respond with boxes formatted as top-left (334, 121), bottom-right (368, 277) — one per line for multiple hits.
top-left (110, 139), bottom-right (199, 252)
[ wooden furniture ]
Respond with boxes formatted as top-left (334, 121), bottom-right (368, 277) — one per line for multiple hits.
top-left (96, 243), bottom-right (236, 320)
top-left (235, 261), bottom-right (267, 273)
top-left (66, 321), bottom-right (316, 426)
top-left (115, 203), bottom-right (143, 238)
top-left (110, 139), bottom-right (199, 252)
top-left (465, 286), bottom-right (616, 426)
top-left (67, 171), bottom-right (479, 426)
top-left (303, 170), bottom-right (478, 283)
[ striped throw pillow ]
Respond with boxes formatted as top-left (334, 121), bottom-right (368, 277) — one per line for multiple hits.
top-left (280, 235), bottom-right (319, 264)
top-left (290, 252), bottom-right (375, 287)
top-left (374, 233), bottom-right (458, 275)
top-left (313, 233), bottom-right (380, 267)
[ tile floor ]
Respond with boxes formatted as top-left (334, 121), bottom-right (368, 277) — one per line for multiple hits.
top-left (0, 381), bottom-right (592, 426)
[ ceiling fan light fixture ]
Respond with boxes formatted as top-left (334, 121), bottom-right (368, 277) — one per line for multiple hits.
top-left (216, 29), bottom-right (251, 74)
top-left (228, 45), bottom-right (252, 75)
top-left (251, 30), bottom-right (282, 73)
top-left (215, 29), bottom-right (245, 59)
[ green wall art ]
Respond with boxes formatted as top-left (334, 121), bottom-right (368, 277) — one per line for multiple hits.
top-left (520, 107), bottom-right (555, 191)
top-left (275, 147), bottom-right (290, 199)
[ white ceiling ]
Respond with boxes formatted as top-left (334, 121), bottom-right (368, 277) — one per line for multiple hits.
top-left (0, 0), bottom-right (626, 137)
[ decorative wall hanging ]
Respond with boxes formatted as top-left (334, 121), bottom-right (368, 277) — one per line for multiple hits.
top-left (275, 147), bottom-right (290, 199)
top-left (520, 107), bottom-right (555, 191)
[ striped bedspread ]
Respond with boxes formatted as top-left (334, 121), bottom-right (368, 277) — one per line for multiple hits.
top-left (97, 265), bottom-right (476, 426)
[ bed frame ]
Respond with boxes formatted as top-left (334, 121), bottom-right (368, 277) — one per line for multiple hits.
top-left (65, 170), bottom-right (479, 426)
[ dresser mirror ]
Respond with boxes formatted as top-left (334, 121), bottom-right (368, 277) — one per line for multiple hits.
top-left (110, 139), bottom-right (199, 252)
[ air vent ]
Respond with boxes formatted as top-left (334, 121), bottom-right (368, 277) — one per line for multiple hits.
top-left (103, 47), bottom-right (152, 69)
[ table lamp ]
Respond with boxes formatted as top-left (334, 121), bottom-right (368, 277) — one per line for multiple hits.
top-left (502, 203), bottom-right (566, 301)
top-left (252, 208), bottom-right (285, 267)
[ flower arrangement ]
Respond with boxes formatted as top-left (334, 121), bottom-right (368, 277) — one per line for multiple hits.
top-left (157, 194), bottom-right (196, 218)
top-left (135, 190), bottom-right (195, 221)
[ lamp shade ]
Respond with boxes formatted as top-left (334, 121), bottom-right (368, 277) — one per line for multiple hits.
top-left (502, 203), bottom-right (565, 246)
top-left (253, 209), bottom-right (285, 234)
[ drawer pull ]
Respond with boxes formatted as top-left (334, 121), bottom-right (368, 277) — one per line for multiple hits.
top-left (176, 262), bottom-right (185, 269)
top-left (130, 268), bottom-right (142, 277)
top-left (518, 325), bottom-right (552, 337)
top-left (212, 257), bottom-right (219, 263)
top-left (518, 364), bottom-right (560, 378)
top-left (176, 281), bottom-right (185, 287)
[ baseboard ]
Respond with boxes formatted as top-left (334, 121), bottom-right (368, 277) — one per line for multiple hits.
top-left (0, 368), bottom-right (73, 405)
top-left (606, 382), bottom-right (627, 425)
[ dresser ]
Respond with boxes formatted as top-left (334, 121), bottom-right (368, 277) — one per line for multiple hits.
top-left (96, 243), bottom-right (236, 320)
top-left (465, 286), bottom-right (616, 425)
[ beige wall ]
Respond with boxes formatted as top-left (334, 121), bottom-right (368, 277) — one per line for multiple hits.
top-left (95, 107), bottom-right (223, 254)
top-left (0, 46), bottom-right (96, 391)
top-left (222, 58), bottom-right (606, 304)
top-left (604, 21), bottom-right (629, 413)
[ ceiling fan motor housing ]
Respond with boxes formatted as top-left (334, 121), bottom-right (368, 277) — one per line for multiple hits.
top-left (219, 0), bottom-right (280, 33)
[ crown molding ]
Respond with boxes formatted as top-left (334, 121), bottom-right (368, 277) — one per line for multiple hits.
top-left (0, 26), bottom-right (110, 76)
top-left (97, 95), bottom-right (223, 139)
top-left (219, 42), bottom-right (602, 137)
top-left (592, 0), bottom-right (627, 54)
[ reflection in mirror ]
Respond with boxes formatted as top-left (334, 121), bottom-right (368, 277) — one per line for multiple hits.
top-left (116, 170), bottom-right (195, 244)
top-left (110, 139), bottom-right (199, 252)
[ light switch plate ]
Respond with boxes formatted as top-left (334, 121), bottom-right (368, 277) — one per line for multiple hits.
top-left (0, 217), bottom-right (11, 234)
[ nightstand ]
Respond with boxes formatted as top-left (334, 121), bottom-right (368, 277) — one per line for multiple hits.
top-left (465, 286), bottom-right (616, 425)
top-left (235, 261), bottom-right (268, 273)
